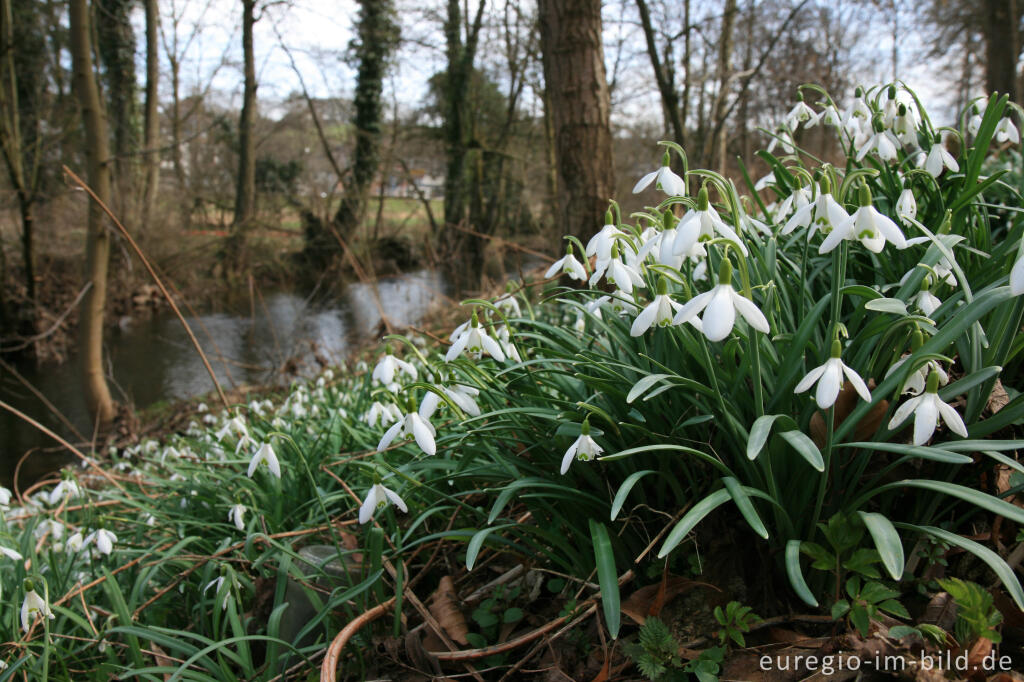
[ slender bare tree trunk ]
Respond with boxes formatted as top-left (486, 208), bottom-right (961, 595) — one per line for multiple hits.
top-left (141, 0), bottom-right (159, 227)
top-left (229, 0), bottom-right (257, 266)
top-left (635, 0), bottom-right (684, 146)
top-left (537, 0), bottom-right (614, 242)
top-left (711, 0), bottom-right (737, 172)
top-left (70, 0), bottom-right (115, 426)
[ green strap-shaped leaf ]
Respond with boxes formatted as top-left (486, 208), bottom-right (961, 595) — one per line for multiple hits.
top-left (610, 470), bottom-right (656, 520)
top-left (858, 512), bottom-right (904, 580)
top-left (658, 489), bottom-right (732, 558)
top-left (747, 414), bottom-right (780, 461)
top-left (779, 430), bottom-right (825, 471)
top-left (627, 373), bottom-right (673, 403)
top-left (865, 480), bottom-right (1024, 526)
top-left (589, 519), bottom-right (621, 638)
top-left (897, 523), bottom-right (1024, 610)
top-left (466, 524), bottom-right (515, 570)
top-left (840, 441), bottom-right (972, 464)
top-left (723, 476), bottom-right (768, 539)
top-left (785, 540), bottom-right (818, 607)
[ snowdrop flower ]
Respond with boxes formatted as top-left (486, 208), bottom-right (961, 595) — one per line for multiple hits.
top-left (586, 220), bottom-right (627, 263)
top-left (856, 125), bottom-right (899, 162)
top-left (446, 315), bottom-right (506, 363)
top-left (377, 411), bottom-right (436, 456)
top-left (673, 187), bottom-right (747, 256)
top-left (820, 186), bottom-right (907, 254)
top-left (896, 188), bottom-right (917, 223)
top-left (34, 519), bottom-right (64, 542)
top-left (204, 574), bottom-right (235, 611)
top-left (66, 531), bottom-right (85, 552)
top-left (912, 277), bottom-right (943, 317)
top-left (0, 486), bottom-right (11, 507)
top-left (362, 401), bottom-right (402, 428)
top-left (633, 152), bottom-right (686, 196)
top-left (0, 545), bottom-right (22, 561)
top-left (1011, 254), bottom-right (1024, 295)
top-left (888, 370), bottom-right (968, 445)
top-left (372, 354), bottom-right (417, 390)
top-left (247, 442), bottom-right (281, 479)
top-left (890, 103), bottom-right (920, 145)
top-left (419, 384), bottom-right (482, 419)
top-left (766, 128), bottom-right (795, 155)
top-left (775, 184), bottom-right (813, 221)
top-left (560, 422), bottom-right (603, 475)
top-left (545, 246), bottom-right (588, 281)
top-left (46, 478), bottom-right (80, 506)
top-left (86, 528), bottom-right (117, 555)
top-left (672, 259), bottom-right (769, 342)
top-left (995, 117), bottom-right (1020, 144)
top-left (842, 89), bottom-right (872, 134)
top-left (494, 325), bottom-right (522, 362)
top-left (228, 504), bottom-right (246, 531)
top-left (781, 182), bottom-right (849, 236)
top-left (359, 483), bottom-right (408, 524)
top-left (921, 137), bottom-right (959, 178)
top-left (794, 340), bottom-right (871, 409)
top-left (754, 171), bottom-right (776, 191)
top-left (197, 402), bottom-right (209, 413)
top-left (21, 581), bottom-right (54, 632)
top-left (785, 95), bottom-right (820, 130)
top-left (631, 279), bottom-right (683, 336)
top-left (495, 293), bottom-right (521, 317)
top-left (590, 246), bottom-right (646, 295)
top-left (820, 103), bottom-right (843, 129)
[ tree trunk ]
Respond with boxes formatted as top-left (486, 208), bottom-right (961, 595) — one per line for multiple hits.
top-left (537, 0), bottom-right (614, 242)
top-left (70, 0), bottom-right (115, 427)
top-left (635, 0), bottom-right (684, 146)
top-left (710, 0), bottom-right (738, 172)
top-left (141, 0), bottom-right (159, 227)
top-left (96, 0), bottom-right (137, 218)
top-left (981, 0), bottom-right (1020, 104)
top-left (230, 0), bottom-right (257, 264)
top-left (322, 0), bottom-right (398, 265)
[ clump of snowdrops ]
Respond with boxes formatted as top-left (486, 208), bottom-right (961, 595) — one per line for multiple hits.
top-left (2, 83), bottom-right (1024, 677)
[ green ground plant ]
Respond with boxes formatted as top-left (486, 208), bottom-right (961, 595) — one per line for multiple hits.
top-left (1, 82), bottom-right (1023, 679)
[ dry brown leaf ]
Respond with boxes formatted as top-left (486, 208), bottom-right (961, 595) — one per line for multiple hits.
top-left (922, 591), bottom-right (957, 632)
top-left (150, 643), bottom-right (175, 681)
top-left (428, 576), bottom-right (470, 646)
top-left (988, 379), bottom-right (1010, 414)
top-left (994, 465), bottom-right (1024, 508)
top-left (968, 636), bottom-right (994, 679)
top-left (810, 381), bottom-right (889, 449)
top-left (620, 577), bottom-right (711, 626)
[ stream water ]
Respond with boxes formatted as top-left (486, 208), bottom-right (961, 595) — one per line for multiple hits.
top-left (0, 269), bottom-right (450, 486)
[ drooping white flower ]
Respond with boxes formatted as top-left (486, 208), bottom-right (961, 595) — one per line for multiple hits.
top-left (890, 103), bottom-right (920, 145)
top-left (446, 317), bottom-right (506, 363)
top-left (66, 531), bottom-right (85, 552)
top-left (672, 187), bottom-right (748, 256)
top-left (204, 574), bottom-right (237, 611)
top-left (560, 426), bottom-right (604, 475)
top-left (359, 483), bottom-right (408, 524)
top-left (590, 249), bottom-right (646, 294)
top-left (362, 401), bottom-right (402, 428)
top-left (377, 411), bottom-right (436, 456)
top-left (781, 184), bottom-right (850, 237)
top-left (766, 128), bottom-right (795, 155)
top-left (887, 371), bottom-right (968, 445)
top-left (0, 545), bottom-right (23, 561)
top-left (856, 129), bottom-right (899, 162)
top-left (794, 341), bottom-right (872, 409)
top-left (0, 486), bottom-right (11, 507)
top-left (775, 184), bottom-right (813, 220)
top-left (419, 384), bottom-right (482, 419)
top-left (228, 504), bottom-right (246, 531)
top-left (896, 188), bottom-right (917, 223)
top-left (495, 294), bottom-right (521, 318)
top-left (633, 152), bottom-right (686, 196)
top-left (672, 260), bottom-right (770, 342)
top-left (586, 221), bottom-right (628, 263)
top-left (921, 139), bottom-right (959, 178)
top-left (494, 325), bottom-right (522, 363)
top-left (247, 442), bottom-right (282, 479)
top-left (995, 117), bottom-right (1020, 144)
top-left (1011, 254), bottom-right (1024, 295)
top-left (842, 90), bottom-right (872, 134)
top-left (630, 283), bottom-right (683, 337)
top-left (820, 187), bottom-right (907, 254)
top-left (372, 354), bottom-right (417, 390)
top-left (86, 528), bottom-right (117, 555)
top-left (912, 288), bottom-right (942, 317)
top-left (785, 98), bottom-right (820, 130)
top-left (21, 582), bottom-right (54, 632)
top-left (545, 248), bottom-right (588, 281)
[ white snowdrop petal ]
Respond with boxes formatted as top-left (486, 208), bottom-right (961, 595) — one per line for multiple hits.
top-left (702, 287), bottom-right (736, 342)
top-left (912, 396), bottom-right (939, 445)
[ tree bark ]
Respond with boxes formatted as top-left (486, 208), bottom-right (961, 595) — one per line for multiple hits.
top-left (710, 0), bottom-right (738, 172)
top-left (230, 0), bottom-right (257, 261)
top-left (635, 0), bottom-right (684, 146)
top-left (141, 0), bottom-right (159, 227)
top-left (323, 0), bottom-right (398, 263)
top-left (537, 0), bottom-right (614, 242)
top-left (981, 0), bottom-right (1020, 104)
top-left (70, 0), bottom-right (116, 427)
top-left (96, 0), bottom-right (137, 218)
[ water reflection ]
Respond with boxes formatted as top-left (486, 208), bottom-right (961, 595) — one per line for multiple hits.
top-left (0, 269), bottom-right (450, 484)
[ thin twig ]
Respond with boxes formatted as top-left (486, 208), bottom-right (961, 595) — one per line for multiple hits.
top-left (320, 597), bottom-right (396, 682)
top-left (0, 282), bottom-right (92, 352)
top-left (62, 165), bottom-right (230, 409)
